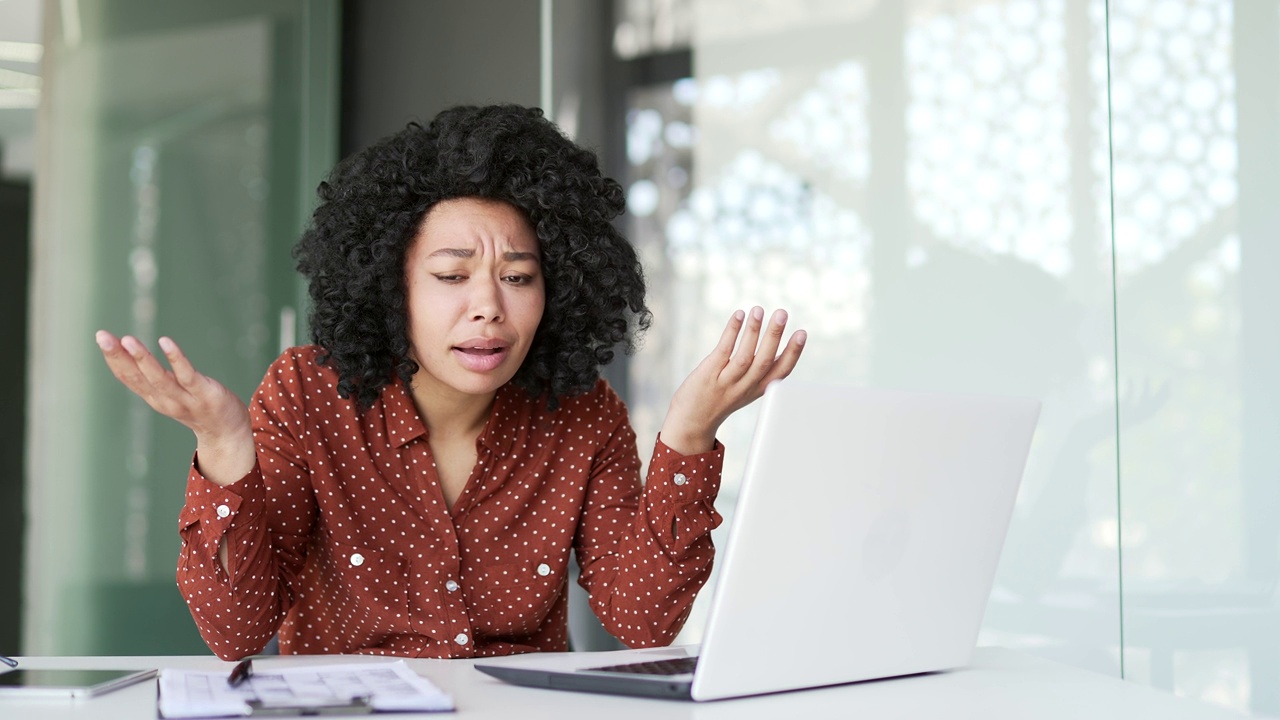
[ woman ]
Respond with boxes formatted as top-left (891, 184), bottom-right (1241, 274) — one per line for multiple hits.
top-left (96, 104), bottom-right (805, 661)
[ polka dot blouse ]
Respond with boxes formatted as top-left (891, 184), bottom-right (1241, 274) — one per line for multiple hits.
top-left (177, 346), bottom-right (725, 661)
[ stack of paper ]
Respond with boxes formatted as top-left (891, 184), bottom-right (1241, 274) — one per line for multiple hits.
top-left (157, 660), bottom-right (454, 717)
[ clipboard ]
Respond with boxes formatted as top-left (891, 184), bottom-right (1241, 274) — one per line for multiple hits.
top-left (245, 696), bottom-right (373, 716)
top-left (157, 660), bottom-right (454, 718)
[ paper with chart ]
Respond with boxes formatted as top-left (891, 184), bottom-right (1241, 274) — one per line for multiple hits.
top-left (157, 660), bottom-right (454, 717)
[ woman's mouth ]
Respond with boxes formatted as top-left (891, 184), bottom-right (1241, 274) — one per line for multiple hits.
top-left (452, 343), bottom-right (510, 372)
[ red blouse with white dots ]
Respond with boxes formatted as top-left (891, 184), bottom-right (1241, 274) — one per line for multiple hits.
top-left (176, 346), bottom-right (724, 661)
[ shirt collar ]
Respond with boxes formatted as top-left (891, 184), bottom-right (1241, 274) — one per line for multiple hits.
top-left (382, 378), bottom-right (521, 454)
top-left (383, 378), bottom-right (426, 448)
top-left (477, 385), bottom-right (518, 455)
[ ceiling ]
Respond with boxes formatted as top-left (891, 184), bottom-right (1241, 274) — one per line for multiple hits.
top-left (0, 0), bottom-right (42, 179)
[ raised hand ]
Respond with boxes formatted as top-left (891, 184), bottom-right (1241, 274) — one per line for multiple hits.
top-left (96, 331), bottom-right (255, 486)
top-left (659, 307), bottom-right (806, 455)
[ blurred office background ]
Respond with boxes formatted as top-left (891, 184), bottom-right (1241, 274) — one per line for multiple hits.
top-left (2, 0), bottom-right (1277, 716)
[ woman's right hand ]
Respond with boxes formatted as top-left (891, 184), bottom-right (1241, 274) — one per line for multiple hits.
top-left (96, 331), bottom-right (255, 487)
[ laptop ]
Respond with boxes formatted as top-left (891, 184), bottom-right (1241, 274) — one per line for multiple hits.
top-left (475, 381), bottom-right (1040, 701)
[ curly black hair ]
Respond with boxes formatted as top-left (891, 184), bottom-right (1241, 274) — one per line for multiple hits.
top-left (292, 104), bottom-right (651, 411)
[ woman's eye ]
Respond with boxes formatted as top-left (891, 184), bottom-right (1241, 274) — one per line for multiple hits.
top-left (434, 274), bottom-right (466, 283)
top-left (503, 274), bottom-right (533, 285)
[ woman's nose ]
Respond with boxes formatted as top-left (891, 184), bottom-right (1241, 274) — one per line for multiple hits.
top-left (468, 277), bottom-right (504, 322)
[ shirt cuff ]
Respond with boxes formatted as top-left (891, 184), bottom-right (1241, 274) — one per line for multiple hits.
top-left (645, 435), bottom-right (725, 502)
top-left (178, 454), bottom-right (265, 556)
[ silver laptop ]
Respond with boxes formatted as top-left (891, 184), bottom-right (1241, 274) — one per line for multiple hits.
top-left (475, 381), bottom-right (1040, 701)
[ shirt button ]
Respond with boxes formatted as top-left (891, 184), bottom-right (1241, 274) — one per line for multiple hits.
top-left (445, 580), bottom-right (460, 592)
top-left (454, 633), bottom-right (468, 645)
top-left (536, 563), bottom-right (551, 577)
top-left (350, 553), bottom-right (365, 567)
top-left (673, 473), bottom-right (688, 486)
top-left (216, 504), bottom-right (231, 518)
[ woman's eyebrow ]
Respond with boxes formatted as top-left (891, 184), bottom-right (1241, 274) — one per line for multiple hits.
top-left (425, 249), bottom-right (538, 261)
top-left (427, 247), bottom-right (473, 258)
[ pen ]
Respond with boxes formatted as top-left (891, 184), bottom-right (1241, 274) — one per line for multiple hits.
top-left (0, 655), bottom-right (16, 668)
top-left (227, 658), bottom-right (253, 687)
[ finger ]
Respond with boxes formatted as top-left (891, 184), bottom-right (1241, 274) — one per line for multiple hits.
top-left (159, 336), bottom-right (202, 390)
top-left (726, 306), bottom-right (765, 378)
top-left (760, 329), bottom-right (807, 385)
top-left (120, 335), bottom-right (182, 393)
top-left (97, 331), bottom-right (155, 393)
top-left (740, 309), bottom-right (789, 384)
top-left (707, 309), bottom-right (746, 364)
top-left (95, 330), bottom-right (120, 354)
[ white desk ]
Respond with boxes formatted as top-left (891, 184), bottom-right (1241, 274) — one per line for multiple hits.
top-left (1, 647), bottom-right (1247, 719)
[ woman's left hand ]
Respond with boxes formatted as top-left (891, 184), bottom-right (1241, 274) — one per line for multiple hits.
top-left (659, 307), bottom-right (807, 455)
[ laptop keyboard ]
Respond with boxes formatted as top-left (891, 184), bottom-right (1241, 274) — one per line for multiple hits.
top-left (582, 656), bottom-right (699, 676)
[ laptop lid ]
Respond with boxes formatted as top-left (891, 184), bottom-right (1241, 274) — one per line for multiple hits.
top-left (474, 381), bottom-right (1039, 702)
top-left (689, 381), bottom-right (1039, 700)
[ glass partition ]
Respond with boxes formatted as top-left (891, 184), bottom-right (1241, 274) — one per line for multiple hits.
top-left (25, 0), bottom-right (338, 654)
top-left (1112, 0), bottom-right (1280, 713)
top-left (637, 0), bottom-right (1123, 676)
top-left (614, 0), bottom-right (1280, 715)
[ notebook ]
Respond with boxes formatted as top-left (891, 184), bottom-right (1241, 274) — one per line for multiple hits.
top-left (475, 380), bottom-right (1040, 701)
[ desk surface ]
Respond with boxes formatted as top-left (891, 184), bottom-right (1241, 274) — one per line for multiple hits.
top-left (1, 647), bottom-right (1246, 719)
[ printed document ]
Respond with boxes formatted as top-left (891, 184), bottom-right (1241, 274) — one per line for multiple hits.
top-left (157, 660), bottom-right (454, 717)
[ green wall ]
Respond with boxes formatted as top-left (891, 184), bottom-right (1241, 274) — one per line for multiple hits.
top-left (25, 0), bottom-right (337, 655)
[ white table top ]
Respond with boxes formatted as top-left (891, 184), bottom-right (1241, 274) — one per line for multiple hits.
top-left (1, 647), bottom-right (1246, 719)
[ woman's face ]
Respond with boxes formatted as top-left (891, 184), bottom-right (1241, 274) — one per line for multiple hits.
top-left (403, 197), bottom-right (545, 405)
